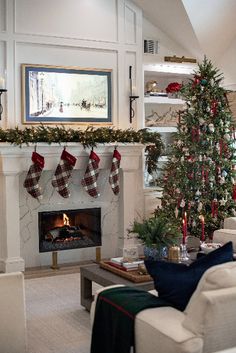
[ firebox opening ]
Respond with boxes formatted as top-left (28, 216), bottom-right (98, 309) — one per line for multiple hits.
top-left (38, 208), bottom-right (101, 252)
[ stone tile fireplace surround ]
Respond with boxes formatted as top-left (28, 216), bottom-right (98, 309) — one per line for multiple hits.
top-left (0, 143), bottom-right (144, 272)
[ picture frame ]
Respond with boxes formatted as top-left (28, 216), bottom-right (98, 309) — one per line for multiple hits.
top-left (21, 64), bottom-right (112, 124)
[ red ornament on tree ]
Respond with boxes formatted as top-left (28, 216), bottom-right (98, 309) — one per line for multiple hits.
top-left (211, 199), bottom-right (218, 218)
top-left (187, 172), bottom-right (194, 180)
top-left (193, 75), bottom-right (201, 86)
top-left (191, 127), bottom-right (200, 142)
top-left (233, 185), bottom-right (236, 201)
top-left (210, 100), bottom-right (218, 115)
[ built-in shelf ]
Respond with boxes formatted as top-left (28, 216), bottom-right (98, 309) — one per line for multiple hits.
top-left (144, 96), bottom-right (185, 105)
top-left (143, 62), bottom-right (195, 189)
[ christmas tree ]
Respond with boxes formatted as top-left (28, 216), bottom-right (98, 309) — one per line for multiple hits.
top-left (156, 57), bottom-right (236, 240)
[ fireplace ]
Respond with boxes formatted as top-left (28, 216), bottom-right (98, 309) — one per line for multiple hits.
top-left (38, 208), bottom-right (101, 252)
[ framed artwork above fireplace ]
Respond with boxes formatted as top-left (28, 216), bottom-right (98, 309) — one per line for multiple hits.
top-left (21, 64), bottom-right (112, 124)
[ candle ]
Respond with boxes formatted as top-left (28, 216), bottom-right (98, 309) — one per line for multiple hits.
top-left (200, 215), bottom-right (205, 242)
top-left (182, 219), bottom-right (186, 244)
top-left (132, 86), bottom-right (137, 95)
top-left (129, 66), bottom-right (132, 95)
top-left (0, 76), bottom-right (5, 89)
top-left (184, 211), bottom-right (187, 229)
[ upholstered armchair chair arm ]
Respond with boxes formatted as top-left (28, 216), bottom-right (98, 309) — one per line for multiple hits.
top-left (135, 306), bottom-right (203, 353)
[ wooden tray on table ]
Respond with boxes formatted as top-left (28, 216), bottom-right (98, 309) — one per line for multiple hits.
top-left (99, 260), bottom-right (152, 283)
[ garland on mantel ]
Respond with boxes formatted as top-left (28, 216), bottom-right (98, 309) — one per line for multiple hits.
top-left (0, 126), bottom-right (163, 174)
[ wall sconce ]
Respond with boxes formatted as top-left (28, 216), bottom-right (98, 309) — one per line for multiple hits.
top-left (0, 89), bottom-right (7, 120)
top-left (129, 66), bottom-right (139, 124)
top-left (0, 71), bottom-right (7, 120)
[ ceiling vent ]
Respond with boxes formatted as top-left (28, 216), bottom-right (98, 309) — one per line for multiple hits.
top-left (144, 39), bottom-right (158, 55)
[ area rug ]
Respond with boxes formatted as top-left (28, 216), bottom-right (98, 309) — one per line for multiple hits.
top-left (25, 273), bottom-right (101, 353)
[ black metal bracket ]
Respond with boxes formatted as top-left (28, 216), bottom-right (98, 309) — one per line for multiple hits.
top-left (0, 89), bottom-right (7, 120)
top-left (129, 95), bottom-right (139, 124)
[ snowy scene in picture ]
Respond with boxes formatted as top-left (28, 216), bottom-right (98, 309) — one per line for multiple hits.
top-left (28, 69), bottom-right (109, 119)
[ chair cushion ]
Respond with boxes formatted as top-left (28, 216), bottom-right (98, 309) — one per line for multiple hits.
top-left (144, 242), bottom-right (233, 311)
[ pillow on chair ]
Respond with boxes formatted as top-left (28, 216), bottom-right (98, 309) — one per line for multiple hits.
top-left (145, 241), bottom-right (233, 311)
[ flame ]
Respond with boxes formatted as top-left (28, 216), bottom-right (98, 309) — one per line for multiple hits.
top-left (63, 213), bottom-right (70, 226)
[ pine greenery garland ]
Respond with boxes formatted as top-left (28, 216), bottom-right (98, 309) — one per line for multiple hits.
top-left (155, 57), bottom-right (236, 239)
top-left (0, 125), bottom-right (163, 174)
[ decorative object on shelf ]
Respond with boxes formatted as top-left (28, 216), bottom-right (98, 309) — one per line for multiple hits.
top-left (109, 147), bottom-right (121, 195)
top-left (23, 149), bottom-right (45, 199)
top-left (51, 147), bottom-right (77, 198)
top-left (0, 125), bottom-right (163, 174)
top-left (145, 80), bottom-right (159, 94)
top-left (145, 108), bottom-right (178, 127)
top-left (166, 82), bottom-right (182, 98)
top-left (21, 64), bottom-right (112, 124)
top-left (129, 65), bottom-right (139, 123)
top-left (0, 89), bottom-right (7, 121)
top-left (81, 149), bottom-right (100, 198)
top-left (164, 55), bottom-right (197, 64)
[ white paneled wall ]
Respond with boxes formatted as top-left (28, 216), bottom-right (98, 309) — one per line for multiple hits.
top-left (15, 0), bottom-right (118, 41)
top-left (0, 0), bottom-right (142, 129)
top-left (0, 0), bottom-right (6, 32)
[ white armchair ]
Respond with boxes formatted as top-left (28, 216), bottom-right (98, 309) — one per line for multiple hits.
top-left (0, 272), bottom-right (27, 353)
top-left (213, 217), bottom-right (236, 250)
top-left (91, 261), bottom-right (236, 353)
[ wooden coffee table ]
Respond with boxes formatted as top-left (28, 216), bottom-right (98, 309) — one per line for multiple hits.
top-left (80, 263), bottom-right (154, 311)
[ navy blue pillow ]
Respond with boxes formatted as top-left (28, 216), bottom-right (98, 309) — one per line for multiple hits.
top-left (145, 241), bottom-right (233, 311)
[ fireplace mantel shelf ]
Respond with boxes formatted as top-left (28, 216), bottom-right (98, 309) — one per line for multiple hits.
top-left (0, 143), bottom-right (145, 173)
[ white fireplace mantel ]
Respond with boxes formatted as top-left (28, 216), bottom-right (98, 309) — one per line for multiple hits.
top-left (0, 143), bottom-right (145, 272)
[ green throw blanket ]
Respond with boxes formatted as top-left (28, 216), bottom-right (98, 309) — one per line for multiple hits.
top-left (90, 286), bottom-right (171, 353)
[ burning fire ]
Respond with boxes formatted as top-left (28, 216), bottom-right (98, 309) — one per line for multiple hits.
top-left (63, 213), bottom-right (70, 226)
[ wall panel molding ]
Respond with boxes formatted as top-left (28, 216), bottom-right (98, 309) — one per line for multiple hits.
top-left (0, 0), bottom-right (7, 32)
top-left (125, 4), bottom-right (136, 45)
top-left (14, 0), bottom-right (118, 44)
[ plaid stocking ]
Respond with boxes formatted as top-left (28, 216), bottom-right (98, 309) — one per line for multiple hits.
top-left (23, 151), bottom-right (45, 199)
top-left (52, 149), bottom-right (77, 198)
top-left (109, 148), bottom-right (121, 195)
top-left (81, 150), bottom-right (100, 198)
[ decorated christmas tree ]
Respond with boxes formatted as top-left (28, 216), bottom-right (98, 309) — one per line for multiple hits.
top-left (156, 57), bottom-right (236, 241)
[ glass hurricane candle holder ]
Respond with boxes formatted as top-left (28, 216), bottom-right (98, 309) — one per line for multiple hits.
top-left (180, 243), bottom-right (189, 262)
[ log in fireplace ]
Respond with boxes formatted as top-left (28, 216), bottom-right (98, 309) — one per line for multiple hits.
top-left (38, 208), bottom-right (101, 252)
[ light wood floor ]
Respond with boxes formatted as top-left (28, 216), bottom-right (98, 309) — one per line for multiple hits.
top-left (25, 266), bottom-right (101, 353)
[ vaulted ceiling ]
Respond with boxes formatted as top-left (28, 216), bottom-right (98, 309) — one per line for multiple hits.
top-left (132, 0), bottom-right (236, 62)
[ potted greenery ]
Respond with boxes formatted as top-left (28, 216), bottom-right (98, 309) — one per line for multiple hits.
top-left (128, 215), bottom-right (181, 260)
